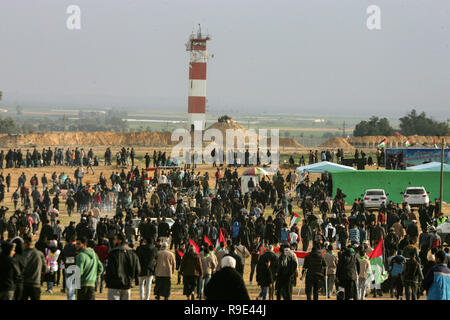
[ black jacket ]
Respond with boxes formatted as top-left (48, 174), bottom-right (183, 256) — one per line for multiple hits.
top-left (256, 264), bottom-right (273, 287)
top-left (136, 244), bottom-right (158, 277)
top-left (0, 254), bottom-right (20, 292)
top-left (303, 248), bottom-right (326, 278)
top-left (105, 244), bottom-right (141, 290)
top-left (337, 249), bottom-right (360, 282)
top-left (204, 267), bottom-right (250, 300)
top-left (259, 251), bottom-right (279, 277)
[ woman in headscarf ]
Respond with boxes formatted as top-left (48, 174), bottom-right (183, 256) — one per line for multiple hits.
top-left (204, 256), bottom-right (250, 300)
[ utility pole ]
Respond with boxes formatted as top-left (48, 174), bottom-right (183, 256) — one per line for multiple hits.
top-left (440, 138), bottom-right (445, 215)
top-left (342, 121), bottom-right (346, 137)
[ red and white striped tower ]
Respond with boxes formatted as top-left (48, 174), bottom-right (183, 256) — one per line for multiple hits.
top-left (186, 25), bottom-right (211, 131)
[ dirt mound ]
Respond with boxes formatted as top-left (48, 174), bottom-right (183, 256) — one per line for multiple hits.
top-left (0, 131), bottom-right (175, 147)
top-left (278, 137), bottom-right (304, 148)
top-left (320, 137), bottom-right (354, 149)
top-left (207, 119), bottom-right (247, 132)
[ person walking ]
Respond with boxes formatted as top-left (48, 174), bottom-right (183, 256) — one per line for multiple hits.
top-left (0, 242), bottom-right (20, 300)
top-left (303, 243), bottom-right (326, 300)
top-left (105, 233), bottom-right (141, 300)
top-left (275, 245), bottom-right (298, 300)
top-left (136, 238), bottom-right (158, 300)
top-left (336, 247), bottom-right (360, 300)
top-left (180, 246), bottom-right (203, 300)
top-left (388, 250), bottom-right (406, 300)
top-left (403, 250), bottom-right (423, 300)
top-left (357, 248), bottom-right (370, 300)
top-left (422, 250), bottom-right (450, 300)
top-left (323, 244), bottom-right (338, 298)
top-left (75, 236), bottom-right (103, 300)
top-left (256, 258), bottom-right (273, 300)
top-left (154, 241), bottom-right (176, 300)
top-left (22, 235), bottom-right (47, 300)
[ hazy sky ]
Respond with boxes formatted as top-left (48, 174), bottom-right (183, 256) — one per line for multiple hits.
top-left (0, 0), bottom-right (449, 118)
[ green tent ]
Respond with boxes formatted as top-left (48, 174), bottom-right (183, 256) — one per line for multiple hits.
top-left (329, 170), bottom-right (450, 204)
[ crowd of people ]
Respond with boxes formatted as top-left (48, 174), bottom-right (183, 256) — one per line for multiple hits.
top-left (0, 148), bottom-right (449, 301)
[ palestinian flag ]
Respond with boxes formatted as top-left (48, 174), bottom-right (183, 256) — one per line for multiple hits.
top-left (215, 229), bottom-right (226, 250)
top-left (204, 235), bottom-right (212, 246)
top-left (377, 139), bottom-right (387, 149)
top-left (366, 239), bottom-right (388, 286)
top-left (290, 212), bottom-right (301, 229)
top-left (293, 250), bottom-right (326, 266)
top-left (434, 140), bottom-right (438, 149)
top-left (293, 251), bottom-right (309, 266)
top-left (188, 238), bottom-right (199, 254)
top-left (176, 250), bottom-right (184, 259)
top-left (404, 138), bottom-right (411, 147)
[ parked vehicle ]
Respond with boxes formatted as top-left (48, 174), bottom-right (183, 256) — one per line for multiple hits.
top-left (401, 186), bottom-right (430, 207)
top-left (362, 189), bottom-right (388, 210)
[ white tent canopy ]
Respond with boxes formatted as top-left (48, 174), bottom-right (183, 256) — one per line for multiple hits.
top-left (296, 161), bottom-right (356, 174)
top-left (406, 161), bottom-right (450, 171)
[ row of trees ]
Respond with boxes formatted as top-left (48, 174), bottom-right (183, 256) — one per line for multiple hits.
top-left (0, 115), bottom-right (129, 134)
top-left (353, 109), bottom-right (449, 137)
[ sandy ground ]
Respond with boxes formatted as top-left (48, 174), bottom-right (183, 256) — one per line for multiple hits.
top-left (1, 156), bottom-right (447, 300)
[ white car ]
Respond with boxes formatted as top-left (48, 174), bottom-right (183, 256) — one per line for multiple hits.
top-left (362, 189), bottom-right (388, 210)
top-left (401, 187), bottom-right (430, 207)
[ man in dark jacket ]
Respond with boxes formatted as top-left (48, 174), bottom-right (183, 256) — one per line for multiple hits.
top-left (275, 246), bottom-right (298, 300)
top-left (136, 239), bottom-right (158, 300)
top-left (303, 243), bottom-right (326, 300)
top-left (105, 233), bottom-right (141, 300)
top-left (0, 242), bottom-right (20, 300)
top-left (336, 247), bottom-right (360, 300)
top-left (258, 245), bottom-right (279, 300)
top-left (204, 256), bottom-right (250, 300)
top-left (22, 235), bottom-right (47, 300)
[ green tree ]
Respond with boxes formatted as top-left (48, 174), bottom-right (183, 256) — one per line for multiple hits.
top-left (353, 116), bottom-right (395, 137)
top-left (399, 109), bottom-right (449, 136)
top-left (0, 117), bottom-right (19, 134)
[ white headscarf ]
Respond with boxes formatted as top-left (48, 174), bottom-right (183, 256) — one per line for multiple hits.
top-left (221, 256), bottom-right (236, 269)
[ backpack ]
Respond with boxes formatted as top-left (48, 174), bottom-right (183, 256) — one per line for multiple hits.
top-left (390, 256), bottom-right (405, 277)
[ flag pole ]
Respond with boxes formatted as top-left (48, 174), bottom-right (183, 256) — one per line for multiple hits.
top-left (440, 138), bottom-right (445, 215)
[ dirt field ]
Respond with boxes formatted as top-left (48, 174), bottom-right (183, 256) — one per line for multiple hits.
top-left (1, 154), bottom-right (447, 300)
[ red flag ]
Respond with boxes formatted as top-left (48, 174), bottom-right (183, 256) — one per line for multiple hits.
top-left (204, 235), bottom-right (212, 246)
top-left (259, 245), bottom-right (266, 255)
top-left (189, 238), bottom-right (199, 254)
top-left (176, 250), bottom-right (184, 259)
top-left (219, 229), bottom-right (226, 245)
